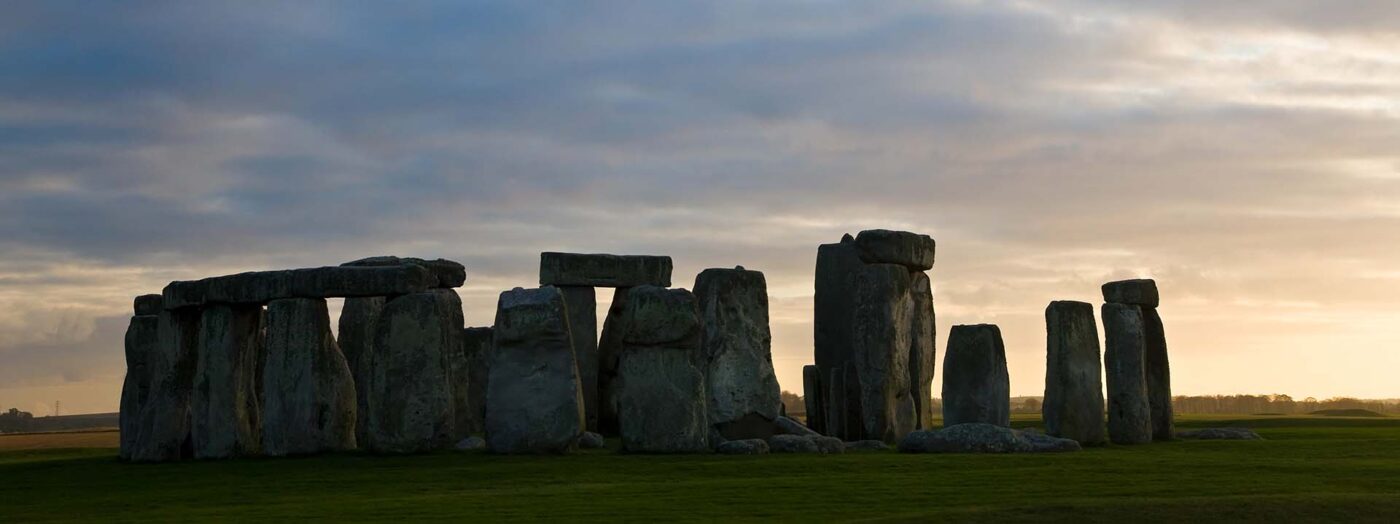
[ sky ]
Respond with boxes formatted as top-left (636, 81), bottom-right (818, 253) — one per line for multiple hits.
top-left (3, 1), bottom-right (1399, 416)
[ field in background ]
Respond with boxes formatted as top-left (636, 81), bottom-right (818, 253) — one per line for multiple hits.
top-left (2, 415), bottom-right (1398, 522)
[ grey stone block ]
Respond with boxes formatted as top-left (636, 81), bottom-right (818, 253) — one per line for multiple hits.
top-left (539, 252), bottom-right (672, 287)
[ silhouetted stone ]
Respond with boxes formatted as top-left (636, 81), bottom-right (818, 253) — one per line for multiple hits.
top-left (538, 252), bottom-right (672, 287)
top-left (768, 434), bottom-right (819, 453)
top-left (773, 416), bottom-right (820, 437)
top-left (1102, 303), bottom-right (1152, 445)
top-left (854, 229), bottom-right (936, 270)
top-left (341, 256), bottom-right (466, 288)
top-left (909, 271), bottom-right (936, 429)
top-left (1101, 279), bottom-right (1159, 308)
top-left (716, 438), bottom-right (769, 455)
top-left (134, 294), bottom-right (163, 316)
top-left (558, 286), bottom-right (600, 432)
top-left (825, 364), bottom-right (865, 441)
top-left (364, 290), bottom-right (460, 453)
top-left (942, 324), bottom-right (1010, 427)
top-left (486, 287), bottom-right (584, 454)
top-left (578, 431), bottom-right (606, 449)
top-left (813, 238), bottom-right (863, 381)
top-left (1143, 308), bottom-right (1174, 441)
top-left (461, 327), bottom-right (493, 435)
top-left (262, 298), bottom-right (356, 456)
top-left (898, 424), bottom-right (1081, 453)
top-left (337, 296), bottom-right (384, 446)
top-left (192, 304), bottom-right (264, 459)
top-left (596, 287), bottom-right (632, 435)
top-left (119, 314), bottom-right (159, 460)
top-left (802, 365), bottom-right (824, 434)
top-left (852, 263), bottom-right (917, 443)
top-left (695, 267), bottom-right (781, 441)
top-left (1177, 428), bottom-right (1262, 440)
top-left (614, 286), bottom-right (708, 453)
top-left (163, 265), bottom-right (436, 309)
top-left (130, 308), bottom-right (200, 462)
top-left (1043, 301), bottom-right (1106, 445)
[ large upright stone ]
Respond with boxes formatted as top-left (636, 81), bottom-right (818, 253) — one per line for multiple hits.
top-left (461, 327), bottom-right (493, 435)
top-left (539, 252), bottom-right (672, 287)
top-left (119, 313), bottom-right (159, 460)
top-left (908, 271), bottom-right (937, 430)
top-left (337, 296), bottom-right (384, 447)
top-left (558, 286), bottom-right (599, 432)
top-left (802, 365), bottom-right (824, 434)
top-left (341, 256), bottom-right (466, 288)
top-left (813, 237), bottom-right (863, 380)
top-left (596, 287), bottom-right (632, 435)
top-left (162, 264), bottom-right (434, 309)
top-left (942, 324), bottom-right (1010, 428)
top-left (364, 290), bottom-right (460, 453)
top-left (852, 264), bottom-right (917, 443)
top-left (486, 287), bottom-right (584, 454)
top-left (854, 229), bottom-right (936, 271)
top-left (131, 308), bottom-right (200, 462)
top-left (1102, 279), bottom-right (1159, 308)
top-left (695, 267), bottom-right (781, 441)
top-left (192, 304), bottom-right (265, 459)
top-left (1043, 301), bottom-right (1106, 445)
top-left (1102, 303), bottom-right (1152, 445)
top-left (262, 298), bottom-right (356, 456)
top-left (613, 286), bottom-right (708, 453)
top-left (1143, 308), bottom-right (1174, 441)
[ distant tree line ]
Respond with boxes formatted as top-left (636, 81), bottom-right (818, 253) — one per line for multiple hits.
top-left (779, 393), bottom-right (1400, 418)
top-left (0, 408), bottom-right (36, 433)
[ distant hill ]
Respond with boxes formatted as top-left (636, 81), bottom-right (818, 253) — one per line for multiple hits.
top-left (0, 411), bottom-right (118, 434)
top-left (1309, 409), bottom-right (1386, 418)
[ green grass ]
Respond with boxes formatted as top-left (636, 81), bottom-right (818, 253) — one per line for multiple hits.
top-left (3, 415), bottom-right (1399, 522)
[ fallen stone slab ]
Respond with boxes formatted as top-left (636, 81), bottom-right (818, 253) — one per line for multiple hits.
top-left (809, 435), bottom-right (845, 454)
top-left (1103, 303), bottom-right (1153, 445)
top-left (130, 308), bottom-right (201, 462)
top-left (192, 304), bottom-right (265, 459)
top-left (539, 252), bottom-right (672, 287)
top-left (942, 324), bottom-right (1010, 427)
top-left (854, 229), bottom-right (936, 271)
top-left (119, 313), bottom-right (160, 461)
top-left (486, 287), bottom-right (584, 454)
top-left (773, 416), bottom-right (820, 437)
top-left (1177, 428), bottom-right (1263, 440)
top-left (716, 438), bottom-right (769, 455)
top-left (134, 294), bottom-right (163, 316)
top-left (1102, 279), bottom-right (1159, 308)
top-left (1043, 301), bottom-right (1106, 445)
top-left (898, 424), bottom-right (1082, 453)
top-left (695, 266), bottom-right (781, 441)
top-left (262, 298), bottom-right (357, 456)
top-left (338, 296), bottom-right (385, 446)
top-left (844, 440), bottom-right (889, 452)
top-left (364, 290), bottom-right (460, 453)
top-left (163, 265), bottom-right (434, 309)
top-left (341, 256), bottom-right (466, 288)
top-left (578, 432), bottom-right (607, 449)
top-left (768, 434), bottom-right (819, 454)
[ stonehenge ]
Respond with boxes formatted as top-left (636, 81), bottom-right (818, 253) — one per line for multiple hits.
top-left (942, 324), bottom-right (1011, 427)
top-left (612, 286), bottom-right (709, 453)
top-left (1042, 301), bottom-right (1106, 445)
top-left (262, 298), bottom-right (356, 456)
top-left (1102, 303), bottom-right (1153, 445)
top-left (363, 290), bottom-right (460, 453)
top-left (695, 267), bottom-right (781, 441)
top-left (192, 304), bottom-right (265, 458)
top-left (1103, 279), bottom-right (1173, 442)
top-left (118, 296), bottom-right (161, 460)
top-left (485, 287), bottom-right (584, 454)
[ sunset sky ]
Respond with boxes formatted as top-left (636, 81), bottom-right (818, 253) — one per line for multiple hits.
top-left (3, 1), bottom-right (1399, 415)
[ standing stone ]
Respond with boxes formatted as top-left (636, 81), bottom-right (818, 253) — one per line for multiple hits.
top-left (119, 313), bottom-right (159, 460)
top-left (802, 365), bottom-right (824, 434)
top-left (461, 327), bottom-right (493, 435)
top-left (1143, 308), bottom-right (1174, 441)
top-left (192, 304), bottom-right (265, 458)
top-left (558, 286), bottom-right (599, 432)
top-left (695, 267), bottom-right (781, 441)
top-left (1102, 303), bottom-right (1152, 444)
top-left (1043, 301), bottom-right (1106, 445)
top-left (908, 271), bottom-right (937, 429)
top-left (486, 287), bottom-right (584, 454)
top-left (852, 264), bottom-right (917, 443)
top-left (813, 236), bottom-right (863, 384)
top-left (131, 308), bottom-right (200, 462)
top-left (613, 286), bottom-right (709, 453)
top-left (337, 296), bottom-right (385, 447)
top-left (262, 298), bottom-right (356, 456)
top-left (941, 324), bottom-right (1010, 428)
top-left (596, 287), bottom-right (632, 435)
top-left (364, 290), bottom-right (459, 453)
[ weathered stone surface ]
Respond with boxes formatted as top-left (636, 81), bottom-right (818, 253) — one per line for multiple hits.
top-left (852, 263), bottom-right (917, 443)
top-left (461, 327), bottom-right (493, 435)
top-left (695, 267), bottom-right (781, 441)
top-left (716, 438), bottom-right (769, 455)
top-left (337, 296), bottom-right (384, 447)
top-left (1043, 301), bottom-right (1106, 445)
top-left (809, 435), bottom-right (845, 454)
top-left (455, 436), bottom-right (485, 450)
top-left (768, 434), bottom-right (819, 453)
top-left (898, 424), bottom-right (1082, 454)
top-left (134, 294), bottom-right (163, 316)
top-left (802, 365), bottom-right (824, 434)
top-left (614, 287), bottom-right (708, 453)
top-left (119, 314), bottom-right (159, 460)
top-left (262, 298), bottom-right (356, 456)
top-left (1102, 279), bottom-right (1160, 308)
top-left (130, 308), bottom-right (200, 462)
top-left (341, 256), bottom-right (466, 288)
top-left (558, 286), bottom-right (599, 432)
top-left (192, 304), bottom-right (264, 459)
top-left (596, 287), bottom-right (631, 435)
top-left (1177, 428), bottom-right (1262, 440)
top-left (845, 440), bottom-right (889, 452)
top-left (1102, 303), bottom-right (1153, 445)
top-left (578, 431), bottom-right (606, 449)
top-left (1143, 308), bottom-right (1174, 441)
top-left (908, 271), bottom-right (936, 430)
top-left (486, 287), bottom-right (583, 454)
top-left (773, 416), bottom-right (821, 437)
top-left (364, 290), bottom-right (460, 453)
top-left (162, 264), bottom-right (434, 309)
top-left (825, 364), bottom-right (865, 441)
top-left (854, 229), bottom-right (936, 270)
top-left (813, 238), bottom-right (863, 380)
top-left (942, 324), bottom-right (1010, 427)
top-left (539, 252), bottom-right (672, 287)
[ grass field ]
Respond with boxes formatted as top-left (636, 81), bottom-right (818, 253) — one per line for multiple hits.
top-left (2, 415), bottom-right (1397, 522)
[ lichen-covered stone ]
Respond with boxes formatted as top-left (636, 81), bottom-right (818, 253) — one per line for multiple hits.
top-left (262, 298), bottom-right (356, 456)
top-left (695, 267), bottom-right (781, 441)
top-left (364, 290), bottom-right (460, 453)
top-left (1103, 303), bottom-right (1152, 445)
top-left (486, 287), bottom-right (584, 454)
top-left (1043, 301), bottom-right (1106, 445)
top-left (192, 304), bottom-right (265, 459)
top-left (613, 286), bottom-right (708, 453)
top-left (941, 324), bottom-right (1010, 427)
